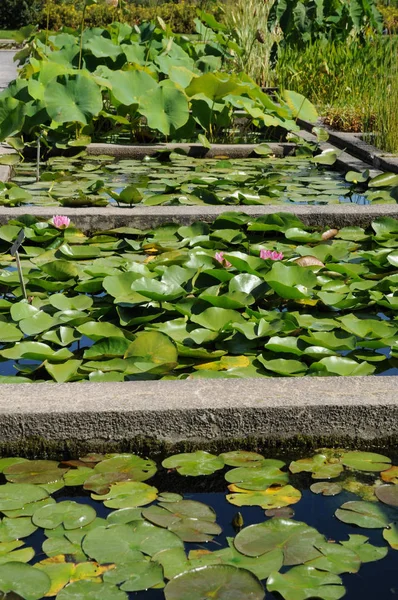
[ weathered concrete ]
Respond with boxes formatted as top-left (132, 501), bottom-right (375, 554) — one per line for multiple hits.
top-left (0, 377), bottom-right (397, 446)
top-left (1, 204), bottom-right (398, 231)
top-left (0, 50), bottom-right (17, 92)
top-left (88, 142), bottom-right (295, 159)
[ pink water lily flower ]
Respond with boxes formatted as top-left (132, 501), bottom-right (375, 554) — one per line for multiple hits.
top-left (52, 215), bottom-right (70, 229)
top-left (260, 249), bottom-right (284, 261)
top-left (215, 251), bottom-right (232, 268)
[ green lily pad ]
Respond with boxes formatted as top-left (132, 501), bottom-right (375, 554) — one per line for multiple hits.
top-left (93, 454), bottom-right (157, 481)
top-left (267, 565), bottom-right (345, 600)
top-left (91, 481), bottom-right (158, 508)
top-left (32, 501), bottom-right (96, 530)
top-left (164, 565), bottom-right (265, 600)
top-left (4, 460), bottom-right (68, 485)
top-left (0, 484), bottom-right (48, 511)
top-left (375, 484), bottom-right (398, 506)
top-left (142, 500), bottom-right (220, 542)
top-left (383, 522), bottom-right (398, 549)
top-left (103, 559), bottom-right (164, 591)
top-left (162, 451), bottom-right (224, 476)
top-left (106, 508), bottom-right (143, 525)
top-left (219, 451), bottom-right (269, 468)
top-left (310, 483), bottom-right (342, 496)
top-left (306, 542), bottom-right (361, 574)
top-left (225, 466), bottom-right (289, 490)
top-left (56, 580), bottom-right (128, 600)
top-left (340, 535), bottom-right (388, 562)
top-left (0, 562), bottom-right (51, 600)
top-left (0, 517), bottom-right (37, 542)
top-left (234, 518), bottom-right (325, 564)
top-left (124, 331), bottom-right (177, 365)
top-left (340, 451), bottom-right (391, 472)
top-left (289, 455), bottom-right (343, 479)
top-left (335, 501), bottom-right (391, 528)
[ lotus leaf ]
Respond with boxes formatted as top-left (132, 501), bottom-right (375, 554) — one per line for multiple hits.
top-left (225, 466), bottom-right (289, 490)
top-left (0, 562), bottom-right (51, 600)
top-left (383, 522), bottom-right (398, 549)
top-left (164, 565), bottom-right (265, 600)
top-left (56, 580), bottom-right (127, 600)
top-left (32, 501), bottom-right (96, 530)
top-left (340, 451), bottom-right (391, 472)
top-left (91, 481), bottom-right (158, 508)
top-left (4, 460), bottom-right (68, 485)
top-left (340, 535), bottom-right (388, 562)
top-left (267, 565), bottom-right (345, 600)
top-left (162, 451), bottom-right (224, 476)
top-left (234, 519), bottom-right (324, 564)
top-left (44, 75), bottom-right (102, 125)
top-left (335, 501), bottom-right (391, 528)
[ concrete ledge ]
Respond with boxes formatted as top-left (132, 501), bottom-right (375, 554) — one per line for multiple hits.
top-left (0, 377), bottom-right (397, 449)
top-left (87, 142), bottom-right (295, 159)
top-left (1, 204), bottom-right (398, 231)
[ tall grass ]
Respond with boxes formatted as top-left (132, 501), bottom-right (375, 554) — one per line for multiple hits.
top-left (275, 35), bottom-right (398, 152)
top-left (222, 0), bottom-right (281, 87)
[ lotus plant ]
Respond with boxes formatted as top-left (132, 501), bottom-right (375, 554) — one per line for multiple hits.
top-left (260, 249), bottom-right (284, 261)
top-left (52, 215), bottom-right (70, 229)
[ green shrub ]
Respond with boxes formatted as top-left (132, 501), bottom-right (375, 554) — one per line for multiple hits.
top-left (0, 0), bottom-right (42, 29)
top-left (37, 2), bottom-right (203, 33)
top-left (379, 5), bottom-right (398, 31)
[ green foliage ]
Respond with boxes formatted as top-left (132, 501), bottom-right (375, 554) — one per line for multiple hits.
top-left (0, 0), bottom-right (41, 30)
top-left (269, 0), bottom-right (383, 47)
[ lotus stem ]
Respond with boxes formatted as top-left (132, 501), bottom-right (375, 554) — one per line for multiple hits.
top-left (78, 2), bottom-right (88, 70)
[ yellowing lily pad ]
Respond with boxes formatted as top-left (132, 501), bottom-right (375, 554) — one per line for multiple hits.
top-left (381, 466), bottom-right (398, 484)
top-left (227, 485), bottom-right (301, 509)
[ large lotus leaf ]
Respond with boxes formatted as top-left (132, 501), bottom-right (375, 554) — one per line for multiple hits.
top-left (0, 562), bottom-right (51, 600)
top-left (267, 565), bottom-right (345, 600)
top-left (225, 466), bottom-right (289, 490)
top-left (227, 485), bottom-right (301, 509)
top-left (383, 522), bottom-right (398, 549)
top-left (191, 542), bottom-right (283, 581)
top-left (105, 69), bottom-right (157, 106)
top-left (0, 517), bottom-right (37, 542)
top-left (306, 542), bottom-right (361, 574)
top-left (219, 452), bottom-right (272, 468)
top-left (32, 501), bottom-right (96, 530)
top-left (282, 90), bottom-right (318, 123)
top-left (4, 460), bottom-right (68, 485)
top-left (234, 519), bottom-right (324, 564)
top-left (375, 484), bottom-right (398, 507)
top-left (289, 455), bottom-right (343, 480)
top-left (381, 466), bottom-right (398, 484)
top-left (44, 75), bottom-right (102, 124)
top-left (0, 484), bottom-right (48, 511)
top-left (91, 481), bottom-right (158, 508)
top-left (340, 535), bottom-right (388, 562)
top-left (139, 80), bottom-right (189, 136)
top-left (164, 565), bottom-right (265, 600)
top-left (103, 559), bottom-right (164, 591)
top-left (0, 96), bottom-right (25, 140)
top-left (335, 501), bottom-right (391, 528)
top-left (85, 36), bottom-right (122, 60)
top-left (186, 73), bottom-right (246, 101)
top-left (124, 332), bottom-right (177, 365)
top-left (56, 580), bottom-right (127, 600)
top-left (162, 451), bottom-right (224, 476)
top-left (340, 451), bottom-right (391, 472)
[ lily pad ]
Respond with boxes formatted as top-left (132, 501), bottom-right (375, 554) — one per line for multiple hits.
top-left (91, 481), bottom-right (158, 509)
top-left (103, 559), bottom-right (164, 591)
top-left (4, 461), bottom-right (68, 485)
top-left (0, 562), bottom-right (51, 600)
top-left (219, 451), bottom-right (268, 468)
top-left (225, 466), bottom-right (289, 490)
top-left (162, 451), bottom-right (224, 476)
top-left (310, 483), bottom-right (342, 496)
top-left (32, 501), bottom-right (96, 530)
top-left (375, 484), bottom-right (398, 507)
top-left (0, 517), bottom-right (37, 542)
top-left (234, 518), bottom-right (324, 564)
top-left (289, 455), bottom-right (343, 479)
top-left (340, 451), bottom-right (391, 472)
top-left (306, 542), bottom-right (361, 574)
top-left (267, 565), bottom-right (345, 600)
top-left (335, 501), bottom-right (391, 528)
top-left (381, 466), bottom-right (398, 484)
top-left (340, 535), bottom-right (388, 562)
top-left (56, 580), bottom-right (128, 600)
top-left (227, 485), bottom-right (301, 509)
top-left (383, 522), bottom-right (398, 549)
top-left (164, 565), bottom-right (265, 600)
top-left (0, 484), bottom-right (48, 511)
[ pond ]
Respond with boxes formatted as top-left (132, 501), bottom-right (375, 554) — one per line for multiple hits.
top-left (0, 448), bottom-right (396, 600)
top-left (2, 212), bottom-right (398, 382)
top-left (4, 152), bottom-right (395, 208)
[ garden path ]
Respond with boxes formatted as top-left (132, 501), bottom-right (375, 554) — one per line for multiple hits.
top-left (0, 50), bottom-right (17, 91)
